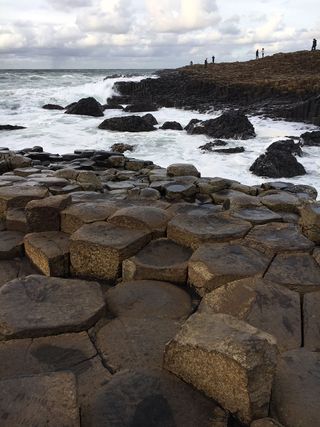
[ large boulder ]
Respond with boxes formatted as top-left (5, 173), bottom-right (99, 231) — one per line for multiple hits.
top-left (250, 150), bottom-right (306, 178)
top-left (161, 121), bottom-right (183, 130)
top-left (98, 115), bottom-right (156, 132)
top-left (187, 111), bottom-right (256, 139)
top-left (266, 139), bottom-right (302, 156)
top-left (300, 130), bottom-right (320, 146)
top-left (65, 97), bottom-right (104, 117)
top-left (167, 163), bottom-right (200, 177)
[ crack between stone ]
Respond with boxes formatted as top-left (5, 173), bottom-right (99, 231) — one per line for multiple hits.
top-left (262, 253), bottom-right (276, 278)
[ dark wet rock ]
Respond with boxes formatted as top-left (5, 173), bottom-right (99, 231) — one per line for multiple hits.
top-left (213, 146), bottom-right (245, 154)
top-left (98, 115), bottom-right (156, 132)
top-left (65, 97), bottom-right (104, 117)
top-left (0, 124), bottom-right (26, 130)
top-left (188, 111), bottom-right (256, 139)
top-left (124, 103), bottom-right (158, 113)
top-left (102, 104), bottom-right (124, 110)
top-left (199, 140), bottom-right (228, 151)
top-left (267, 139), bottom-right (302, 156)
top-left (250, 150), bottom-right (306, 178)
top-left (110, 143), bottom-right (135, 153)
top-left (0, 231), bottom-right (24, 260)
top-left (104, 73), bottom-right (122, 80)
top-left (42, 104), bottom-right (64, 110)
top-left (161, 121), bottom-right (183, 130)
top-left (0, 258), bottom-right (39, 288)
top-left (142, 113), bottom-right (158, 126)
top-left (184, 118), bottom-right (201, 132)
top-left (300, 130), bottom-right (320, 146)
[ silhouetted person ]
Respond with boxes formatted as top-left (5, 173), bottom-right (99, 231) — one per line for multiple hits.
top-left (204, 58), bottom-right (208, 68)
top-left (312, 39), bottom-right (317, 51)
top-left (190, 61), bottom-right (193, 66)
top-left (212, 56), bottom-right (215, 63)
top-left (262, 48), bottom-right (265, 58)
top-left (256, 49), bottom-right (259, 59)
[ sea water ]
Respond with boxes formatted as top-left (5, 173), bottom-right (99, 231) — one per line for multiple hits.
top-left (0, 69), bottom-right (319, 192)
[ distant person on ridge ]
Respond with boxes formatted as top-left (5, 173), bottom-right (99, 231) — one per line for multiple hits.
top-left (204, 58), bottom-right (208, 68)
top-left (212, 56), bottom-right (215, 63)
top-left (256, 49), bottom-right (259, 59)
top-left (311, 39), bottom-right (317, 51)
top-left (190, 61), bottom-right (193, 66)
top-left (262, 48), bottom-right (265, 58)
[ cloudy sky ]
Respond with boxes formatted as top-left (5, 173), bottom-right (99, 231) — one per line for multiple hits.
top-left (0, 0), bottom-right (319, 69)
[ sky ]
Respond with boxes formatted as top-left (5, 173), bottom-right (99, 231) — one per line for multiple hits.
top-left (0, 0), bottom-right (319, 69)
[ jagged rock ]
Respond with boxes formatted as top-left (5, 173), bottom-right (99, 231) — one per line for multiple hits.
top-left (124, 103), bottom-right (158, 112)
top-left (250, 150), bottom-right (306, 178)
top-left (142, 113), bottom-right (158, 125)
top-left (24, 231), bottom-right (70, 277)
top-left (98, 115), bottom-right (156, 132)
top-left (199, 277), bottom-right (301, 352)
top-left (0, 231), bottom-right (24, 260)
top-left (303, 291), bottom-right (320, 351)
top-left (300, 130), bottom-right (320, 146)
top-left (25, 194), bottom-right (71, 232)
top-left (167, 163), bottom-right (200, 177)
top-left (164, 312), bottom-right (278, 424)
top-left (110, 143), bottom-right (135, 153)
top-left (0, 275), bottom-right (105, 339)
top-left (267, 139), bottom-right (302, 156)
top-left (299, 202), bottom-right (320, 243)
top-left (0, 124), bottom-right (26, 130)
top-left (185, 118), bottom-right (201, 132)
top-left (188, 111), bottom-right (256, 139)
top-left (160, 121), bottom-right (183, 130)
top-left (61, 201), bottom-right (118, 234)
top-left (245, 222), bottom-right (314, 255)
top-left (167, 213), bottom-right (251, 249)
top-left (122, 239), bottom-right (192, 284)
top-left (108, 206), bottom-right (171, 238)
top-left (230, 207), bottom-right (282, 224)
top-left (199, 140), bottom-right (228, 151)
top-left (65, 97), bottom-right (104, 117)
top-left (264, 252), bottom-right (320, 293)
top-left (271, 349), bottom-right (320, 427)
top-left (70, 222), bottom-right (150, 280)
top-left (0, 185), bottom-right (48, 219)
top-left (188, 243), bottom-right (270, 295)
top-left (42, 104), bottom-right (64, 110)
top-left (88, 369), bottom-right (223, 427)
top-left (0, 372), bottom-right (80, 427)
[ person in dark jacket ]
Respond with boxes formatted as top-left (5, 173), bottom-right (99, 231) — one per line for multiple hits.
top-left (312, 39), bottom-right (317, 51)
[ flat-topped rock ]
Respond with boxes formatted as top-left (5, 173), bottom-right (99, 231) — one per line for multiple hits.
top-left (299, 202), bottom-right (320, 243)
top-left (0, 258), bottom-right (38, 288)
top-left (0, 372), bottom-right (80, 427)
top-left (106, 279), bottom-right (192, 320)
top-left (164, 312), bottom-right (278, 425)
top-left (223, 193), bottom-right (262, 210)
top-left (264, 252), bottom-right (320, 293)
top-left (271, 349), bottom-right (320, 427)
top-left (188, 243), bottom-right (270, 295)
top-left (0, 275), bottom-right (105, 339)
top-left (167, 163), bottom-right (200, 177)
top-left (24, 231), bottom-right (70, 277)
top-left (303, 291), bottom-right (320, 351)
top-left (261, 192), bottom-right (301, 213)
top-left (61, 201), bottom-right (118, 233)
top-left (230, 206), bottom-right (282, 224)
top-left (0, 230), bottom-right (24, 259)
top-left (6, 207), bottom-right (28, 232)
top-left (122, 238), bottom-right (192, 284)
top-left (108, 206), bottom-right (171, 238)
top-left (98, 115), bottom-right (156, 132)
top-left (244, 222), bottom-right (314, 255)
top-left (70, 222), bottom-right (150, 280)
top-left (199, 277), bottom-right (301, 352)
top-left (88, 369), bottom-right (224, 427)
top-left (0, 185), bottom-right (48, 219)
top-left (164, 182), bottom-right (197, 201)
top-left (25, 194), bottom-right (71, 232)
top-left (167, 213), bottom-right (252, 249)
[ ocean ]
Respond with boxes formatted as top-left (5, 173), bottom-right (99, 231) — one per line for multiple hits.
top-left (0, 69), bottom-right (319, 192)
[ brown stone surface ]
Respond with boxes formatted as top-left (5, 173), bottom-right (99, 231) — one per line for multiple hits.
top-left (70, 222), bottom-right (150, 280)
top-left (167, 213), bottom-right (251, 249)
top-left (122, 238), bottom-right (192, 284)
top-left (299, 202), bottom-right (320, 243)
top-left (244, 222), bottom-right (314, 255)
top-left (6, 207), bottom-right (28, 232)
top-left (188, 243), bottom-right (270, 295)
top-left (261, 192), bottom-right (301, 213)
top-left (251, 418), bottom-right (284, 427)
top-left (303, 291), bottom-right (320, 351)
top-left (108, 206), bottom-right (171, 238)
top-left (0, 230), bottom-right (24, 259)
top-left (264, 252), bottom-right (320, 293)
top-left (167, 163), bottom-right (200, 177)
top-left (24, 231), bottom-right (70, 276)
top-left (164, 312), bottom-right (278, 424)
top-left (61, 201), bottom-right (118, 234)
top-left (199, 278), bottom-right (301, 352)
top-left (230, 206), bottom-right (282, 224)
top-left (0, 257), bottom-right (39, 288)
top-left (106, 280), bottom-right (192, 320)
top-left (88, 369), bottom-right (224, 427)
top-left (0, 185), bottom-right (48, 219)
top-left (0, 372), bottom-right (80, 427)
top-left (271, 349), bottom-right (320, 427)
top-left (25, 194), bottom-right (71, 232)
top-left (0, 275), bottom-right (105, 339)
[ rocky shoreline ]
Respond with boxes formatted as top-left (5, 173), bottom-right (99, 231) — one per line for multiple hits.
top-left (0, 144), bottom-right (319, 426)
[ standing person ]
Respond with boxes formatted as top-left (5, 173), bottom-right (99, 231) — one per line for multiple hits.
top-left (190, 61), bottom-right (193, 66)
top-left (204, 58), bottom-right (208, 68)
top-left (212, 56), bottom-right (215, 63)
top-left (256, 49), bottom-right (259, 59)
top-left (262, 48), bottom-right (265, 58)
top-left (311, 39), bottom-right (317, 51)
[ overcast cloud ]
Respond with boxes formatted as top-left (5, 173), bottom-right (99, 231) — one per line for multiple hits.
top-left (0, 0), bottom-right (319, 68)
